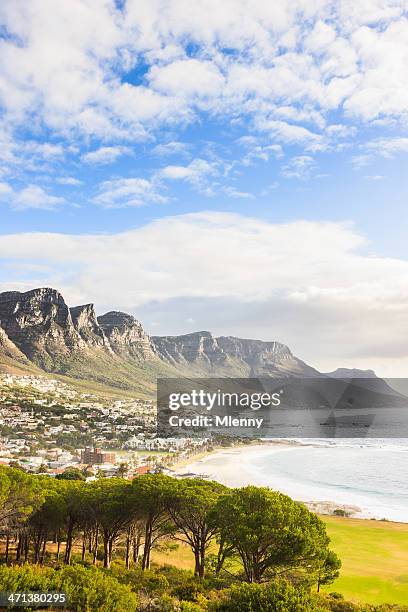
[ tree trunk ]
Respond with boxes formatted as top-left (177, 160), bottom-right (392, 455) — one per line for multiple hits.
top-left (33, 532), bottom-right (42, 564)
top-left (103, 531), bottom-right (110, 569)
top-left (64, 524), bottom-right (73, 565)
top-left (142, 522), bottom-right (152, 570)
top-left (24, 535), bottom-right (29, 562)
top-left (199, 536), bottom-right (206, 578)
top-left (125, 527), bottom-right (131, 569)
top-left (215, 539), bottom-right (228, 576)
top-left (5, 533), bottom-right (10, 564)
top-left (92, 527), bottom-right (99, 565)
top-left (133, 533), bottom-right (140, 564)
top-left (108, 538), bottom-right (113, 565)
top-left (194, 549), bottom-right (200, 577)
top-left (81, 532), bottom-right (86, 562)
top-left (15, 534), bottom-right (22, 562)
top-left (40, 536), bottom-right (47, 565)
top-left (56, 535), bottom-right (61, 562)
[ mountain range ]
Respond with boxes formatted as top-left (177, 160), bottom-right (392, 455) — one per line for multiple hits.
top-left (0, 287), bottom-right (373, 396)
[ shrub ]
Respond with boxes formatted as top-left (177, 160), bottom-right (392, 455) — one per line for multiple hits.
top-left (211, 579), bottom-right (325, 611)
top-left (0, 564), bottom-right (139, 612)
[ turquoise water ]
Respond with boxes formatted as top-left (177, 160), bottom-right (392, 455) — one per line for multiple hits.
top-left (190, 441), bottom-right (408, 521)
top-left (250, 442), bottom-right (408, 521)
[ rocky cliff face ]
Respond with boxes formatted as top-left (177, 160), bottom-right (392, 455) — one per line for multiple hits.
top-left (0, 289), bottom-right (158, 371)
top-left (152, 331), bottom-right (223, 366)
top-left (98, 311), bottom-right (157, 360)
top-left (70, 304), bottom-right (110, 348)
top-left (0, 288), bottom-right (83, 366)
top-left (152, 331), bottom-right (317, 376)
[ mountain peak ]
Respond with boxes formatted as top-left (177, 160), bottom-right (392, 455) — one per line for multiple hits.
top-left (98, 311), bottom-right (156, 360)
top-left (324, 368), bottom-right (377, 378)
top-left (98, 311), bottom-right (141, 330)
top-left (0, 287), bottom-right (66, 306)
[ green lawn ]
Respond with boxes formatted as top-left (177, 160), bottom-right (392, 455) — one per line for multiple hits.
top-left (323, 516), bottom-right (408, 605)
top-left (152, 516), bottom-right (408, 606)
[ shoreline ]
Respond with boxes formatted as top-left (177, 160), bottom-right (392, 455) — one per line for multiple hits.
top-left (170, 440), bottom-right (408, 523)
top-left (169, 438), bottom-right (302, 471)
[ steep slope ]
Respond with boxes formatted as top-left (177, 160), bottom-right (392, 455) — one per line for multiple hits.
top-left (0, 288), bottom-right (83, 369)
top-left (0, 327), bottom-right (41, 375)
top-left (0, 288), bottom-right (174, 392)
top-left (70, 303), bottom-right (110, 348)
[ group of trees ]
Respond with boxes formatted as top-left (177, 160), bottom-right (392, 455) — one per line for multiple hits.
top-left (0, 466), bottom-right (340, 590)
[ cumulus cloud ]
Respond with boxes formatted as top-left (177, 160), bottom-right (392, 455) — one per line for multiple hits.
top-left (223, 186), bottom-right (255, 199)
top-left (1, 0), bottom-right (408, 153)
top-left (152, 141), bottom-right (190, 157)
top-left (55, 177), bottom-right (83, 186)
top-left (158, 158), bottom-right (218, 192)
top-left (353, 137), bottom-right (408, 167)
top-left (0, 183), bottom-right (65, 210)
top-left (1, 211), bottom-right (408, 373)
top-left (81, 145), bottom-right (133, 165)
top-left (93, 177), bottom-right (166, 208)
top-left (0, 181), bottom-right (13, 196)
top-left (281, 155), bottom-right (317, 180)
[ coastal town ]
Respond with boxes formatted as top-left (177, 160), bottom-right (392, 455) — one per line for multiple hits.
top-left (0, 374), bottom-right (210, 479)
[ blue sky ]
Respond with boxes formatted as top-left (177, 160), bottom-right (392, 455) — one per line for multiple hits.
top-left (1, 0), bottom-right (408, 374)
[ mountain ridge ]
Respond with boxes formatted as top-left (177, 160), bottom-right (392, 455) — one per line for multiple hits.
top-left (0, 287), bottom-right (370, 393)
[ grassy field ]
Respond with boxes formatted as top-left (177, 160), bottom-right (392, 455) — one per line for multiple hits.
top-left (323, 516), bottom-right (408, 605)
top-left (152, 516), bottom-right (408, 606)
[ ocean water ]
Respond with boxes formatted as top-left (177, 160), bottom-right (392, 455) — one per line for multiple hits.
top-left (186, 440), bottom-right (408, 522)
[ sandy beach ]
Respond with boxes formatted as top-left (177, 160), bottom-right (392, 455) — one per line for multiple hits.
top-left (174, 440), bottom-right (408, 522)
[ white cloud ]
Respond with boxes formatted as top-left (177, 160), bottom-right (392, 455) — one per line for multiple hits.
top-left (353, 137), bottom-right (408, 167)
top-left (0, 181), bottom-right (13, 196)
top-left (23, 142), bottom-right (64, 160)
top-left (148, 58), bottom-right (225, 98)
top-left (152, 141), bottom-right (190, 157)
top-left (56, 177), bottom-right (83, 186)
top-left (1, 0), bottom-right (408, 159)
top-left (93, 177), bottom-right (166, 208)
top-left (158, 158), bottom-right (218, 190)
top-left (224, 186), bottom-right (255, 199)
top-left (256, 120), bottom-right (326, 150)
top-left (238, 140), bottom-right (284, 166)
top-left (81, 146), bottom-right (133, 165)
top-left (2, 211), bottom-right (408, 373)
top-left (281, 155), bottom-right (317, 180)
top-left (3, 185), bottom-right (66, 211)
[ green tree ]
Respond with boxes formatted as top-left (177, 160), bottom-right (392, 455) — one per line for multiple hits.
top-left (166, 478), bottom-right (226, 578)
top-left (28, 482), bottom-right (66, 564)
top-left (117, 462), bottom-right (129, 478)
top-left (84, 478), bottom-right (132, 568)
top-left (316, 550), bottom-right (342, 592)
top-left (130, 474), bottom-right (175, 570)
top-left (58, 480), bottom-right (87, 564)
top-left (210, 486), bottom-right (333, 583)
top-left (56, 467), bottom-right (86, 481)
top-left (0, 467), bottom-right (43, 531)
